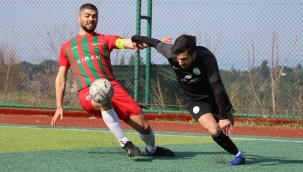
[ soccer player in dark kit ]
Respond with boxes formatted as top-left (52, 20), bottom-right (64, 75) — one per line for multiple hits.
top-left (51, 3), bottom-right (175, 158)
top-left (131, 34), bottom-right (245, 165)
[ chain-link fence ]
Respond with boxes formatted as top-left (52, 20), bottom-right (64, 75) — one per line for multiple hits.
top-left (0, 0), bottom-right (302, 117)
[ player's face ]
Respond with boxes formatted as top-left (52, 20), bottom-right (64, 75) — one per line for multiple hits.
top-left (176, 51), bottom-right (196, 69)
top-left (78, 9), bottom-right (98, 33)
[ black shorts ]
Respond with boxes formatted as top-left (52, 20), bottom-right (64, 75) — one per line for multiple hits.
top-left (185, 96), bottom-right (233, 121)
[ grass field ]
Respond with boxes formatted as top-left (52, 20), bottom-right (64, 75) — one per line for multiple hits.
top-left (1, 124), bottom-right (303, 172)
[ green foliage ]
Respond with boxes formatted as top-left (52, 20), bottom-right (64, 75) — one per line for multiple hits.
top-left (221, 60), bottom-right (303, 116)
top-left (1, 53), bottom-right (303, 116)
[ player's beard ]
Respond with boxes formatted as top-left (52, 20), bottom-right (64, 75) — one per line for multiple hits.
top-left (182, 55), bottom-right (194, 69)
top-left (81, 23), bottom-right (96, 33)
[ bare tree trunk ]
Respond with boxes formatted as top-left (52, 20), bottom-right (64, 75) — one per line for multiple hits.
top-left (267, 31), bottom-right (297, 115)
top-left (249, 29), bottom-right (297, 116)
top-left (270, 74), bottom-right (278, 114)
top-left (248, 42), bottom-right (264, 113)
top-left (6, 65), bottom-right (10, 91)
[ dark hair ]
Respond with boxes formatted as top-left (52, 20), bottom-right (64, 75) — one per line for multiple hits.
top-left (171, 34), bottom-right (196, 55)
top-left (79, 3), bottom-right (98, 14)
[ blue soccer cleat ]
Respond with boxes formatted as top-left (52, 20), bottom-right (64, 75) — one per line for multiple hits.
top-left (227, 151), bottom-right (245, 166)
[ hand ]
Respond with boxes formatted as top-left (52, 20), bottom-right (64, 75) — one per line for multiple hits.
top-left (132, 42), bottom-right (146, 52)
top-left (160, 37), bottom-right (173, 44)
top-left (51, 108), bottom-right (63, 126)
top-left (218, 119), bottom-right (233, 136)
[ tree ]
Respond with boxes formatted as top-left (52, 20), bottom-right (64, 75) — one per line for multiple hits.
top-left (248, 41), bottom-right (264, 113)
top-left (296, 63), bottom-right (302, 70)
top-left (0, 45), bottom-right (20, 91)
top-left (259, 60), bottom-right (270, 78)
top-left (248, 30), bottom-right (298, 115)
top-left (267, 31), bottom-right (297, 115)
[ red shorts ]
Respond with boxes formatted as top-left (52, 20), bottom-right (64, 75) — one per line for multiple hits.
top-left (78, 80), bottom-right (142, 121)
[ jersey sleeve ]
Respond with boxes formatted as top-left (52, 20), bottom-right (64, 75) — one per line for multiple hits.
top-left (101, 35), bottom-right (122, 51)
top-left (131, 35), bottom-right (173, 59)
top-left (204, 56), bottom-right (228, 119)
top-left (156, 42), bottom-right (173, 59)
top-left (58, 44), bottom-right (70, 67)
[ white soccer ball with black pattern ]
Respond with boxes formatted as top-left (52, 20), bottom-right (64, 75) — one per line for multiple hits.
top-left (89, 79), bottom-right (114, 104)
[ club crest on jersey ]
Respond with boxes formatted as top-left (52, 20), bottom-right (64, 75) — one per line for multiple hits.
top-left (193, 68), bottom-right (201, 75)
top-left (92, 43), bottom-right (99, 48)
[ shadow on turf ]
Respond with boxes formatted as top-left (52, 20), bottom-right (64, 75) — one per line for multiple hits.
top-left (133, 151), bottom-right (228, 163)
top-left (245, 154), bottom-right (303, 165)
top-left (87, 148), bottom-right (303, 165)
top-left (87, 148), bottom-right (226, 162)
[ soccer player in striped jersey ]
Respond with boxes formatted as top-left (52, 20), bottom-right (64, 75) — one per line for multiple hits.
top-left (51, 3), bottom-right (175, 158)
top-left (131, 34), bottom-right (245, 165)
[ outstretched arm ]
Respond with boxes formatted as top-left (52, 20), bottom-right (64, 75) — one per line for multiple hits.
top-left (117, 38), bottom-right (150, 51)
top-left (131, 35), bottom-right (174, 59)
top-left (116, 36), bottom-right (173, 51)
top-left (131, 35), bottom-right (160, 47)
top-left (160, 37), bottom-right (173, 44)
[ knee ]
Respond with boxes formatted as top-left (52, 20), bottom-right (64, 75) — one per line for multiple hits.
top-left (126, 114), bottom-right (151, 135)
top-left (208, 127), bottom-right (222, 137)
top-left (136, 125), bottom-right (151, 135)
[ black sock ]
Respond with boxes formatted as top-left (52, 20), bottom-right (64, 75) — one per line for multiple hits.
top-left (212, 132), bottom-right (238, 155)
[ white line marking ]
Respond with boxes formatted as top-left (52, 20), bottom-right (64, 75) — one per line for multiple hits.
top-left (1, 125), bottom-right (303, 143)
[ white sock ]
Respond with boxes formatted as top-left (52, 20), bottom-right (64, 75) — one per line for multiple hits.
top-left (101, 109), bottom-right (130, 147)
top-left (139, 128), bottom-right (157, 153)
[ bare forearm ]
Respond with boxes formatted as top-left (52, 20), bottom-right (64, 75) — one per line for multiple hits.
top-left (123, 39), bottom-right (135, 49)
top-left (55, 76), bottom-right (66, 109)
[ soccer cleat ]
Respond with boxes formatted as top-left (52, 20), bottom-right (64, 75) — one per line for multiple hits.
top-left (122, 141), bottom-right (141, 157)
top-left (227, 151), bottom-right (245, 166)
top-left (145, 146), bottom-right (175, 157)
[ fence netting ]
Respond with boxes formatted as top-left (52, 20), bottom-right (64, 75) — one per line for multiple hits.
top-left (0, 0), bottom-right (302, 117)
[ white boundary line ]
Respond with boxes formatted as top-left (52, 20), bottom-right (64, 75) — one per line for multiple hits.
top-left (1, 125), bottom-right (303, 143)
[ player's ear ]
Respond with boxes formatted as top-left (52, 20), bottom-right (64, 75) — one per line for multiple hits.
top-left (78, 15), bottom-right (81, 23)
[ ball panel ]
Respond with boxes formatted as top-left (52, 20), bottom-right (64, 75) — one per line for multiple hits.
top-left (89, 79), bottom-right (114, 104)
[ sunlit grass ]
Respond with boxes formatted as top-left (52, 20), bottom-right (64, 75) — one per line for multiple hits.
top-left (0, 126), bottom-right (216, 153)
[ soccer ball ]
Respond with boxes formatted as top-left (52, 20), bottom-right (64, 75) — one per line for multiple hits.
top-left (89, 79), bottom-right (114, 104)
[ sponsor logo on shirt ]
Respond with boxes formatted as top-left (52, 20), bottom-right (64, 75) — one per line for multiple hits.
top-left (179, 68), bottom-right (202, 84)
top-left (77, 55), bottom-right (101, 64)
top-left (181, 75), bottom-right (201, 83)
top-left (184, 75), bottom-right (192, 79)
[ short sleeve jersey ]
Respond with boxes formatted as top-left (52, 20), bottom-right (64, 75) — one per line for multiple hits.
top-left (58, 32), bottom-right (120, 92)
top-left (155, 42), bottom-right (225, 101)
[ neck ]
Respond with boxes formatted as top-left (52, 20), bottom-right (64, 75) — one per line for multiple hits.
top-left (191, 54), bottom-right (196, 62)
top-left (78, 28), bottom-right (95, 36)
top-left (79, 30), bottom-right (88, 35)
